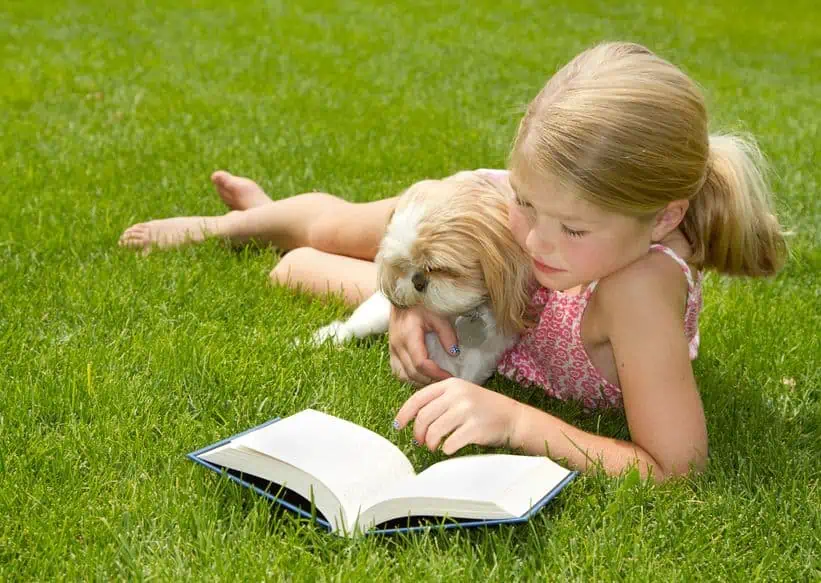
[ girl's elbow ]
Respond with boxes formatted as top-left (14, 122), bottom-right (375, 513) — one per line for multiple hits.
top-left (649, 431), bottom-right (709, 482)
top-left (655, 450), bottom-right (709, 482)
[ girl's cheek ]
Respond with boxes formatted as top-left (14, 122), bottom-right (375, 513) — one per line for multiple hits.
top-left (508, 206), bottom-right (529, 249)
top-left (563, 239), bottom-right (599, 279)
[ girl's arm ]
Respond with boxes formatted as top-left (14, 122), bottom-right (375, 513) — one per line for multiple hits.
top-left (514, 256), bottom-right (709, 480)
top-left (510, 400), bottom-right (705, 481)
top-left (395, 254), bottom-right (708, 481)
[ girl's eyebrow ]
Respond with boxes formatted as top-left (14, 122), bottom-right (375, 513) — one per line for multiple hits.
top-left (510, 173), bottom-right (599, 224)
top-left (549, 209), bottom-right (590, 224)
top-left (512, 185), bottom-right (589, 223)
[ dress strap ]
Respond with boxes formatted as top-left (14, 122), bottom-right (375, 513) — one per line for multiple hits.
top-left (649, 244), bottom-right (694, 290)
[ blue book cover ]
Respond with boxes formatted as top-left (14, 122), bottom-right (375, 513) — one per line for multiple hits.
top-left (187, 411), bottom-right (577, 537)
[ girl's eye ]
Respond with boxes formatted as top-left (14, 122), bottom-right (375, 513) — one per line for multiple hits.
top-left (562, 225), bottom-right (587, 238)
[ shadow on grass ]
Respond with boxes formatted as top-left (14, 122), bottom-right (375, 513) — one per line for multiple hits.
top-left (222, 239), bottom-right (277, 258)
top-left (691, 353), bottom-right (819, 490)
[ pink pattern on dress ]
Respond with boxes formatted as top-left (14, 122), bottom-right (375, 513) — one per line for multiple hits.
top-left (497, 245), bottom-right (703, 410)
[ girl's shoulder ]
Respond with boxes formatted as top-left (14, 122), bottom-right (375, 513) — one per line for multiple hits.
top-left (594, 246), bottom-right (692, 327)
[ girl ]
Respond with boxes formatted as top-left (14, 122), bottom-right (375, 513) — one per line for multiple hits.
top-left (120, 42), bottom-right (786, 481)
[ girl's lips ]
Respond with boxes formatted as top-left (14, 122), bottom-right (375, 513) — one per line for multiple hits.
top-left (533, 259), bottom-right (565, 274)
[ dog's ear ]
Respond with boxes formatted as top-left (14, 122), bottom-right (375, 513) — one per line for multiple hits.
top-left (477, 208), bottom-right (534, 334)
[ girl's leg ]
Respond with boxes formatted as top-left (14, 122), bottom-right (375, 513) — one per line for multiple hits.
top-left (210, 193), bottom-right (397, 260)
top-left (270, 247), bottom-right (378, 306)
top-left (119, 171), bottom-right (397, 261)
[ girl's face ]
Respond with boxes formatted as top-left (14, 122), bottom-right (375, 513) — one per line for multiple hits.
top-left (508, 168), bottom-right (655, 291)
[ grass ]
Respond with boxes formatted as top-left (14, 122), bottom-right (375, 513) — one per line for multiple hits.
top-left (1, 0), bottom-right (819, 579)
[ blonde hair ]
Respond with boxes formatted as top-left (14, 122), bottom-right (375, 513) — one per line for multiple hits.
top-left (510, 42), bottom-right (787, 276)
top-left (383, 172), bottom-right (535, 333)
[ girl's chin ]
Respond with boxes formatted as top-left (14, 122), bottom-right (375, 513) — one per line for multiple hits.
top-left (534, 271), bottom-right (583, 292)
top-left (534, 271), bottom-right (563, 288)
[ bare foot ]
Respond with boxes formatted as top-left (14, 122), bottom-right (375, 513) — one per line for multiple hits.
top-left (211, 170), bottom-right (272, 211)
top-left (118, 216), bottom-right (220, 253)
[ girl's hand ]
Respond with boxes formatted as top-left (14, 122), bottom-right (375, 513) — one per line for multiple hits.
top-left (394, 378), bottom-right (524, 454)
top-left (388, 305), bottom-right (458, 386)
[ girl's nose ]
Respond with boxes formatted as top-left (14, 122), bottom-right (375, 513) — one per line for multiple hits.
top-left (525, 228), bottom-right (553, 256)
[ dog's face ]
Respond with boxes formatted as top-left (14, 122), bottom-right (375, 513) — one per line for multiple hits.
top-left (376, 173), bottom-right (534, 333)
top-left (378, 196), bottom-right (488, 316)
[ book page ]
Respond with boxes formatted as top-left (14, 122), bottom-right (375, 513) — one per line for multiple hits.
top-left (199, 442), bottom-right (344, 527)
top-left (368, 454), bottom-right (544, 505)
top-left (361, 454), bottom-right (571, 527)
top-left (234, 410), bottom-right (415, 528)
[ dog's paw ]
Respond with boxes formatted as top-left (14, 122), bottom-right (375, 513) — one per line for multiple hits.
top-left (310, 321), bottom-right (352, 345)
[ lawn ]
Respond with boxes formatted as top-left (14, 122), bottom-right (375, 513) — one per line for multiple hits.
top-left (1, 0), bottom-right (819, 579)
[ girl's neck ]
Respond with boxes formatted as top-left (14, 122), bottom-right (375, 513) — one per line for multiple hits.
top-left (655, 228), bottom-right (693, 263)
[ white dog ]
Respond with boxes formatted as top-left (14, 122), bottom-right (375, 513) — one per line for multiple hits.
top-left (311, 170), bottom-right (534, 385)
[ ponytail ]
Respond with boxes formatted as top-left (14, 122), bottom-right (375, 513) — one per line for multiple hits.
top-left (510, 43), bottom-right (788, 277)
top-left (682, 135), bottom-right (787, 276)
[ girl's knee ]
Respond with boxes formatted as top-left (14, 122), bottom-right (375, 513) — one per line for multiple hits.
top-left (270, 248), bottom-right (314, 286)
top-left (306, 206), bottom-right (353, 252)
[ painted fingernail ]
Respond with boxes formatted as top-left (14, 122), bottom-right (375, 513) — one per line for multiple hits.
top-left (392, 419), bottom-right (400, 430)
top-left (411, 438), bottom-right (420, 446)
top-left (448, 345), bottom-right (461, 356)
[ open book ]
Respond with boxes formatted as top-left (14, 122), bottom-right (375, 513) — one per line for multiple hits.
top-left (188, 409), bottom-right (576, 537)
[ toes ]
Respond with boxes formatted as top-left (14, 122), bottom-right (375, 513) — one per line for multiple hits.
top-left (118, 224), bottom-right (143, 242)
top-left (118, 224), bottom-right (150, 248)
top-left (119, 235), bottom-right (146, 248)
top-left (210, 170), bottom-right (232, 187)
top-left (210, 170), bottom-right (270, 210)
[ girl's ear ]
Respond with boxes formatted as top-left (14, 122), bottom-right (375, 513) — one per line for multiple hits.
top-left (652, 199), bottom-right (690, 242)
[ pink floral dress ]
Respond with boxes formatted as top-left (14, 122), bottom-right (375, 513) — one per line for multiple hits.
top-left (497, 245), bottom-right (703, 410)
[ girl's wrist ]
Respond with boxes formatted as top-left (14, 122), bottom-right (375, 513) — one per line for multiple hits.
top-left (507, 401), bottom-right (529, 450)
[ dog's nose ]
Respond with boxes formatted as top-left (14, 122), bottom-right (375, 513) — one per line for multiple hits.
top-left (411, 271), bottom-right (427, 292)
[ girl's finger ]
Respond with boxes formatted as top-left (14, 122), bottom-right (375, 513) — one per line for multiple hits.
top-left (440, 423), bottom-right (474, 455)
top-left (426, 316), bottom-right (460, 358)
top-left (391, 347), bottom-right (427, 385)
top-left (394, 382), bottom-right (448, 429)
top-left (412, 394), bottom-right (455, 447)
top-left (397, 346), bottom-right (432, 386)
top-left (389, 352), bottom-right (405, 377)
top-left (405, 326), bottom-right (449, 382)
top-left (389, 350), bottom-right (405, 380)
top-left (422, 407), bottom-right (463, 451)
top-left (417, 358), bottom-right (452, 382)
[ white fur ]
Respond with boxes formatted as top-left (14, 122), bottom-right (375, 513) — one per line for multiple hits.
top-left (425, 279), bottom-right (482, 315)
top-left (311, 292), bottom-right (392, 344)
top-left (311, 292), bottom-right (517, 386)
top-left (424, 305), bottom-right (518, 385)
top-left (308, 178), bottom-right (522, 386)
top-left (378, 203), bottom-right (424, 264)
